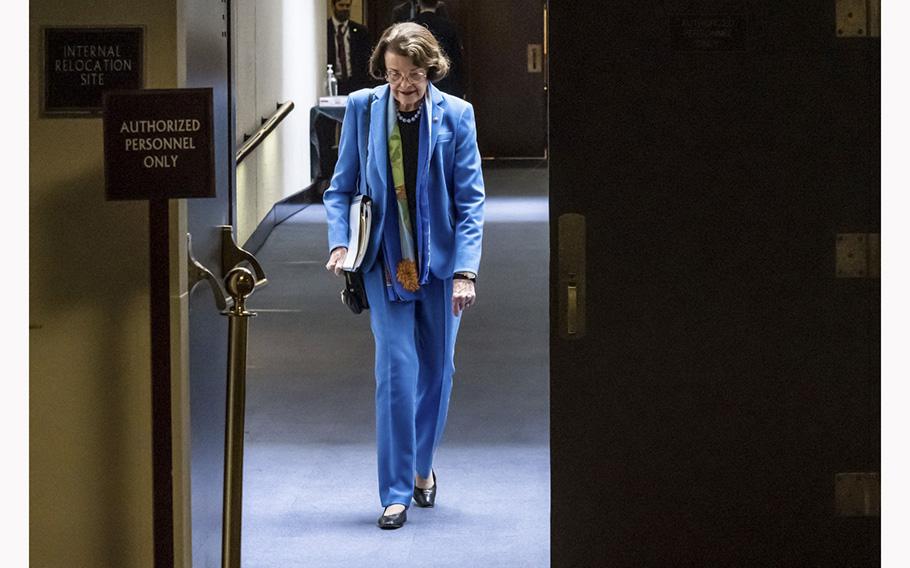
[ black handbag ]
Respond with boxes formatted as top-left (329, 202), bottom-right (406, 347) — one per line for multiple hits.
top-left (339, 193), bottom-right (371, 314)
top-left (341, 270), bottom-right (369, 313)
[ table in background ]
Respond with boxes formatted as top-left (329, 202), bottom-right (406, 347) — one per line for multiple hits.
top-left (310, 105), bottom-right (346, 190)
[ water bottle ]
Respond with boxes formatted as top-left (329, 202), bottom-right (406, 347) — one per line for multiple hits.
top-left (326, 64), bottom-right (338, 97)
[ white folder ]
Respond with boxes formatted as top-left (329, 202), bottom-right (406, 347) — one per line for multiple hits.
top-left (342, 195), bottom-right (372, 271)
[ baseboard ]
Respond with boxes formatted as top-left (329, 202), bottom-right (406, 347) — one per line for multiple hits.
top-left (242, 178), bottom-right (329, 254)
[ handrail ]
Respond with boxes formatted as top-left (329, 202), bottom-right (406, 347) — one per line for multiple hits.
top-left (235, 101), bottom-right (295, 165)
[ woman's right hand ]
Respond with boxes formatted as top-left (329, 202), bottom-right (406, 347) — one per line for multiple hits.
top-left (325, 247), bottom-right (348, 276)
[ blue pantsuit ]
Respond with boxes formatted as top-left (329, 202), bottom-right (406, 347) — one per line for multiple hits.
top-left (324, 82), bottom-right (484, 509)
top-left (363, 264), bottom-right (461, 506)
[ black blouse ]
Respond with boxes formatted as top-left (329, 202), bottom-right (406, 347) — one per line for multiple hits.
top-left (398, 108), bottom-right (421, 244)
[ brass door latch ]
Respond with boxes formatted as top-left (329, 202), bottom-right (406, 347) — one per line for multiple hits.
top-left (558, 213), bottom-right (586, 339)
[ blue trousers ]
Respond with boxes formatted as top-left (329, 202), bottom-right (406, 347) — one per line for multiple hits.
top-left (363, 262), bottom-right (461, 507)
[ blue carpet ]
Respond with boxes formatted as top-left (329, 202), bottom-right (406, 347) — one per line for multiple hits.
top-left (241, 162), bottom-right (550, 567)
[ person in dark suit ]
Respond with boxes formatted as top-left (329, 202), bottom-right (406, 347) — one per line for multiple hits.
top-left (392, 0), bottom-right (448, 23)
top-left (412, 0), bottom-right (464, 97)
top-left (327, 0), bottom-right (372, 94)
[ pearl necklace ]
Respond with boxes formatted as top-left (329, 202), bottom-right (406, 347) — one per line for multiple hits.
top-left (397, 105), bottom-right (422, 124)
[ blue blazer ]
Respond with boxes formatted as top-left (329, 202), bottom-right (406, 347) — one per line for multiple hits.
top-left (324, 82), bottom-right (485, 280)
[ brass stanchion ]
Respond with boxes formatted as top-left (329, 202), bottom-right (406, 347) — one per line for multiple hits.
top-left (221, 267), bottom-right (257, 568)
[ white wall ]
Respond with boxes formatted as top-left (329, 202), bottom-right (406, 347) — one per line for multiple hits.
top-left (234, 0), bottom-right (327, 244)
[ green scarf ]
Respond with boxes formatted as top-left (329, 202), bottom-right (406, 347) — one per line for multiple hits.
top-left (387, 115), bottom-right (420, 292)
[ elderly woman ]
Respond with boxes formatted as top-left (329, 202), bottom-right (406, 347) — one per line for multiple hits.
top-left (323, 22), bottom-right (484, 529)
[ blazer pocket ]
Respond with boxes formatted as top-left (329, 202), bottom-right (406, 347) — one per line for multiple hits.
top-left (437, 132), bottom-right (454, 143)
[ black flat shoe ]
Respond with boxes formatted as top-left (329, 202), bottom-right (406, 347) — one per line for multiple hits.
top-left (377, 506), bottom-right (408, 529)
top-left (413, 470), bottom-right (436, 508)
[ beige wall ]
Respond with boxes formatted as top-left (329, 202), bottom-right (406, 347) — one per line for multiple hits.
top-left (29, 1), bottom-right (177, 566)
top-left (235, 0), bottom-right (326, 244)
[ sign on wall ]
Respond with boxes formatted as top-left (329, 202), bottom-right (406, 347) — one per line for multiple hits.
top-left (671, 16), bottom-right (748, 51)
top-left (103, 89), bottom-right (216, 200)
top-left (43, 27), bottom-right (144, 116)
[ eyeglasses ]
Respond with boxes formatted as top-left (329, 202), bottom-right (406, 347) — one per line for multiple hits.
top-left (385, 69), bottom-right (427, 85)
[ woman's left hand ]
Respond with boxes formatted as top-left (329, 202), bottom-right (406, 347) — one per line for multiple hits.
top-left (452, 279), bottom-right (476, 316)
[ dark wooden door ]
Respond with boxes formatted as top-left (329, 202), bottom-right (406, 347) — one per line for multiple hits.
top-left (463, 0), bottom-right (546, 157)
top-left (549, 2), bottom-right (879, 566)
top-left (365, 0), bottom-right (548, 157)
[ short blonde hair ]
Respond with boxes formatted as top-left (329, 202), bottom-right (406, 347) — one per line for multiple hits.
top-left (369, 23), bottom-right (450, 83)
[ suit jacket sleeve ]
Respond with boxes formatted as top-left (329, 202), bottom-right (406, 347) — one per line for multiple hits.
top-left (351, 23), bottom-right (372, 88)
top-left (323, 95), bottom-right (363, 252)
top-left (452, 103), bottom-right (485, 274)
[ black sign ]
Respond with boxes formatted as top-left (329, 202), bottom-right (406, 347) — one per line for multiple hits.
top-left (103, 89), bottom-right (216, 200)
top-left (43, 27), bottom-right (144, 116)
top-left (672, 16), bottom-right (747, 51)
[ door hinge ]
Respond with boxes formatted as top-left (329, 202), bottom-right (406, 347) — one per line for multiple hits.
top-left (835, 472), bottom-right (880, 516)
top-left (836, 233), bottom-right (879, 278)
top-left (836, 0), bottom-right (880, 38)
